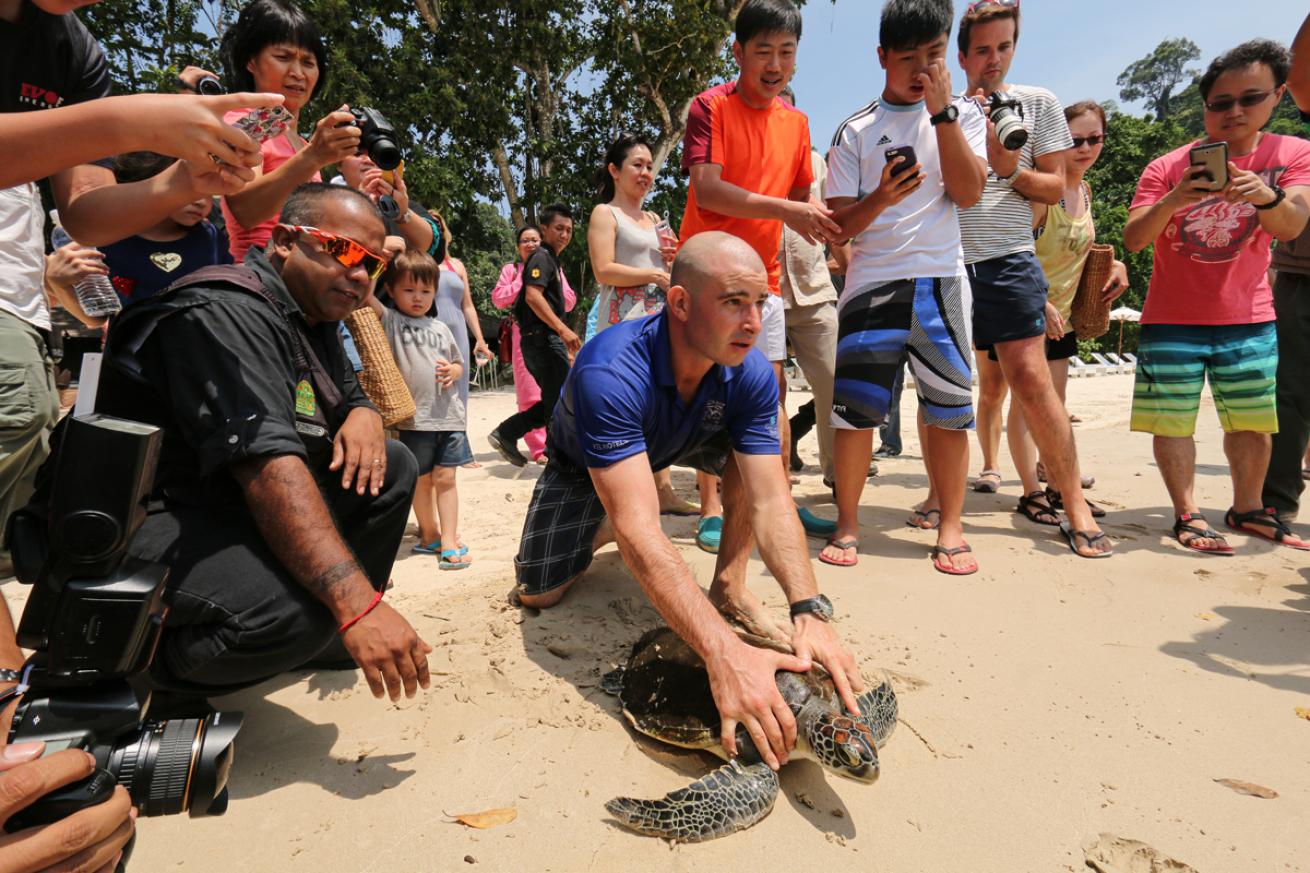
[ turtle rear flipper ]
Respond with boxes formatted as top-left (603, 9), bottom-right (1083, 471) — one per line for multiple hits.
top-left (601, 668), bottom-right (625, 696)
top-left (606, 759), bottom-right (779, 842)
top-left (854, 680), bottom-right (898, 746)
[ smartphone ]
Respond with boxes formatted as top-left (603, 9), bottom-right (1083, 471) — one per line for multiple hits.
top-left (1188, 141), bottom-right (1228, 192)
top-left (885, 145), bottom-right (919, 181)
top-left (232, 105), bottom-right (294, 144)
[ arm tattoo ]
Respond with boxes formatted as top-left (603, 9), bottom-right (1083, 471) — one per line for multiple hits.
top-left (307, 560), bottom-right (359, 601)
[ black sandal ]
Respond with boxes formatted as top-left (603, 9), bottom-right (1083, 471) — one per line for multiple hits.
top-left (1172, 513), bottom-right (1233, 555)
top-left (1224, 507), bottom-right (1310, 552)
top-left (1016, 491), bottom-right (1061, 526)
top-left (1059, 521), bottom-right (1113, 558)
top-left (1045, 486), bottom-right (1106, 519)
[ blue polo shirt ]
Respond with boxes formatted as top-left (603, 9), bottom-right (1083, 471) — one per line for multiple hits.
top-left (548, 311), bottom-right (780, 471)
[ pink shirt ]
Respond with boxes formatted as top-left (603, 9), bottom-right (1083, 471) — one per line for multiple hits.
top-left (490, 262), bottom-right (577, 311)
top-left (1131, 134), bottom-right (1310, 325)
top-left (220, 109), bottom-right (322, 262)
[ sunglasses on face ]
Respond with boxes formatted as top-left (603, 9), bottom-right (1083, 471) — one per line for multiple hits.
top-left (1071, 134), bottom-right (1106, 148)
top-left (1203, 89), bottom-right (1275, 113)
top-left (282, 225), bottom-right (387, 280)
top-left (966, 0), bottom-right (1018, 12)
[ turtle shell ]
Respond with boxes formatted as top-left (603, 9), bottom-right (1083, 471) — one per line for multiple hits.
top-left (616, 626), bottom-right (839, 752)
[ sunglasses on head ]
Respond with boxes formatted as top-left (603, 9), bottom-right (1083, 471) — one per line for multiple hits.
top-left (966, 0), bottom-right (1018, 12)
top-left (1203, 89), bottom-right (1276, 113)
top-left (281, 224), bottom-right (387, 280)
top-left (1071, 134), bottom-right (1106, 148)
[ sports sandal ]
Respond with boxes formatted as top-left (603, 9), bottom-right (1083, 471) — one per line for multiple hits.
top-left (930, 542), bottom-right (977, 576)
top-left (1059, 521), bottom-right (1113, 558)
top-left (1224, 507), bottom-right (1310, 551)
top-left (1172, 513), bottom-right (1233, 555)
top-left (818, 536), bottom-right (859, 567)
top-left (1016, 491), bottom-right (1061, 526)
top-left (906, 507), bottom-right (941, 530)
top-left (1045, 487), bottom-right (1106, 518)
top-left (972, 470), bottom-right (1002, 493)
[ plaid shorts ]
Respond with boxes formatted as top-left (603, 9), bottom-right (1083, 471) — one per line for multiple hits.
top-left (514, 433), bottom-right (731, 596)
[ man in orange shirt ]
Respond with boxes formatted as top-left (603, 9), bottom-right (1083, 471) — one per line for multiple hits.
top-left (680, 0), bottom-right (843, 552)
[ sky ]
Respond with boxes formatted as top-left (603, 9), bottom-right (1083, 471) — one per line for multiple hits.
top-left (791, 0), bottom-right (1307, 147)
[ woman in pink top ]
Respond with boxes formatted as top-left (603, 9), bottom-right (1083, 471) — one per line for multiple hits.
top-left (491, 226), bottom-right (577, 461)
top-left (218, 0), bottom-right (363, 261)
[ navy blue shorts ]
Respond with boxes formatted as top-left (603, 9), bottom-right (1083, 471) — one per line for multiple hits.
top-left (967, 251), bottom-right (1048, 349)
top-left (397, 429), bottom-right (474, 473)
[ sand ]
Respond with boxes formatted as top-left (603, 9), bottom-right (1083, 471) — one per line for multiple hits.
top-left (7, 372), bottom-right (1309, 873)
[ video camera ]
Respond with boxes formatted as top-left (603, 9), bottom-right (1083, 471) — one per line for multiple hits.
top-left (3, 415), bottom-right (241, 837)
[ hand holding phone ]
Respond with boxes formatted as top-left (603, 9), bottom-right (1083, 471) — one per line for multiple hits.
top-left (885, 145), bottom-right (920, 182)
top-left (232, 105), bottom-right (294, 145)
top-left (1187, 141), bottom-right (1228, 192)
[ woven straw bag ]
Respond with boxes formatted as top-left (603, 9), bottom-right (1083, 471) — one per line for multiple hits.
top-left (1070, 243), bottom-right (1115, 340)
top-left (344, 307), bottom-right (416, 427)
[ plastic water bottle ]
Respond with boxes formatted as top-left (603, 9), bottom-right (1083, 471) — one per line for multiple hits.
top-left (49, 226), bottom-right (122, 318)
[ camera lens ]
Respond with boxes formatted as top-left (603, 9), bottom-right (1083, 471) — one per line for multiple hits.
top-left (107, 711), bottom-right (242, 817)
top-left (368, 139), bottom-right (401, 171)
top-left (196, 76), bottom-right (224, 97)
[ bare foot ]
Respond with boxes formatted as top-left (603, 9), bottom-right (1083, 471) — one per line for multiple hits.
top-left (708, 585), bottom-right (791, 643)
top-left (657, 491), bottom-right (700, 516)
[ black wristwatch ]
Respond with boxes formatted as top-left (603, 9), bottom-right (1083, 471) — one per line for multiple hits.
top-left (1253, 184), bottom-right (1286, 211)
top-left (789, 594), bottom-right (834, 623)
top-left (929, 104), bottom-right (959, 126)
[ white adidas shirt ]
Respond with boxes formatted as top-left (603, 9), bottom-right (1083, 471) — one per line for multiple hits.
top-left (825, 95), bottom-right (986, 292)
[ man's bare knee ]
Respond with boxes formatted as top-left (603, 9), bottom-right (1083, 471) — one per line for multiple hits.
top-left (518, 578), bottom-right (577, 609)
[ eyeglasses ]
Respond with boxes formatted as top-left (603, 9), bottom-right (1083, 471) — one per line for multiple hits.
top-left (1071, 134), bottom-right (1106, 148)
top-left (281, 225), bottom-right (387, 280)
top-left (1203, 89), bottom-right (1276, 113)
top-left (966, 0), bottom-right (1019, 12)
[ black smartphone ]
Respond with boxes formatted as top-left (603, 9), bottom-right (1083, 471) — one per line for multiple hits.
top-left (885, 145), bottom-right (919, 181)
top-left (1188, 141), bottom-right (1228, 192)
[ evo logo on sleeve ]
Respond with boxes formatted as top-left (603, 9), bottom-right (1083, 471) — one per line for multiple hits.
top-left (18, 83), bottom-right (65, 108)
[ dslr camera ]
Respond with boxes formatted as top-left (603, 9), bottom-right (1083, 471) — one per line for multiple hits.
top-left (987, 92), bottom-right (1028, 152)
top-left (4, 415), bottom-right (241, 837)
top-left (345, 106), bottom-right (402, 171)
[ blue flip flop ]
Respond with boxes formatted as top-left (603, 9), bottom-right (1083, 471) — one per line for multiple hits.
top-left (797, 506), bottom-right (837, 538)
top-left (414, 540), bottom-right (468, 556)
top-left (440, 548), bottom-right (471, 570)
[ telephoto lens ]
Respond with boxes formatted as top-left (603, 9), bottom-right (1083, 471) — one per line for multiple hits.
top-left (987, 92), bottom-right (1029, 151)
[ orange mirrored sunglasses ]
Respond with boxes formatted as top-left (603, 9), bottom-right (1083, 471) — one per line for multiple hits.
top-left (282, 224), bottom-right (387, 280)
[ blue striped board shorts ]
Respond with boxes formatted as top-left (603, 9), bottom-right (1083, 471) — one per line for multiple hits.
top-left (832, 275), bottom-right (975, 431)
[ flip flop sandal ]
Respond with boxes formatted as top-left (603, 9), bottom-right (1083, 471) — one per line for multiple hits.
top-left (797, 506), bottom-right (838, 538)
top-left (1224, 506), bottom-right (1310, 551)
top-left (818, 536), bottom-right (859, 567)
top-left (1172, 513), bottom-right (1233, 555)
top-left (413, 540), bottom-right (467, 556)
top-left (905, 508), bottom-right (941, 530)
top-left (1059, 521), bottom-right (1113, 558)
top-left (930, 542), bottom-right (977, 576)
top-left (972, 470), bottom-right (1002, 493)
top-left (439, 548), bottom-right (472, 570)
top-left (1045, 487), bottom-right (1106, 518)
top-left (1016, 491), bottom-right (1061, 526)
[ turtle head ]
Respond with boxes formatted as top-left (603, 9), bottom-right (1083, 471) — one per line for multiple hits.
top-left (804, 712), bottom-right (879, 782)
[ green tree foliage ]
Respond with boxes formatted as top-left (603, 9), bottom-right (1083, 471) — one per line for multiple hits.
top-left (1116, 37), bottom-right (1200, 121)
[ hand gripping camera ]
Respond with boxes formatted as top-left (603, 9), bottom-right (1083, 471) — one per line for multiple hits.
top-left (4, 415), bottom-right (241, 836)
top-left (346, 106), bottom-right (402, 171)
top-left (987, 91), bottom-right (1028, 152)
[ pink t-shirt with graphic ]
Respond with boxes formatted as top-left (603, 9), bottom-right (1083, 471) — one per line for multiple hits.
top-left (1131, 134), bottom-right (1310, 325)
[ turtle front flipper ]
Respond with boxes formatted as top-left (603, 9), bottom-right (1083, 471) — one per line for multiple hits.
top-left (854, 680), bottom-right (899, 746)
top-left (606, 759), bottom-right (779, 842)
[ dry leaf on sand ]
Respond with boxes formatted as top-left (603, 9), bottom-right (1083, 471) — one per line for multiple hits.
top-left (1082, 833), bottom-right (1199, 873)
top-left (1295, 707), bottom-right (1310, 721)
top-left (446, 808), bottom-right (518, 829)
top-left (1213, 778), bottom-right (1278, 799)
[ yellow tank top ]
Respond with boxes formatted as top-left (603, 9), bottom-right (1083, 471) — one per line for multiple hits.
top-left (1035, 183), bottom-right (1095, 322)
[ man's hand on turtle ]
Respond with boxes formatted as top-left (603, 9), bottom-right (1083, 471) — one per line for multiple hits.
top-left (790, 616), bottom-right (864, 716)
top-left (706, 641), bottom-right (809, 770)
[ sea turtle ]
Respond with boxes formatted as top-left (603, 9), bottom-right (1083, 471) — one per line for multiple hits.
top-left (601, 626), bottom-right (898, 842)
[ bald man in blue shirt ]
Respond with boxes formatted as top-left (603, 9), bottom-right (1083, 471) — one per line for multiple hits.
top-left (514, 231), bottom-right (864, 772)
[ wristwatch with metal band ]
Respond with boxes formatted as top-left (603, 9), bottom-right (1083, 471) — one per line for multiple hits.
top-left (789, 594), bottom-right (834, 623)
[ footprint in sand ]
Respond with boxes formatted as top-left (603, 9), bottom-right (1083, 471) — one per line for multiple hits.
top-left (1082, 833), bottom-right (1199, 872)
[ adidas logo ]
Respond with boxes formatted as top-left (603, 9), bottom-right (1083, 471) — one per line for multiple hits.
top-left (876, 134), bottom-right (892, 145)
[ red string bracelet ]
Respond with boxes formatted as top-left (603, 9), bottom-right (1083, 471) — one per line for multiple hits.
top-left (338, 588), bottom-right (384, 634)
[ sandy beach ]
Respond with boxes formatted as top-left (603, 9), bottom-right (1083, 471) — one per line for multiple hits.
top-left (6, 371), bottom-right (1308, 873)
